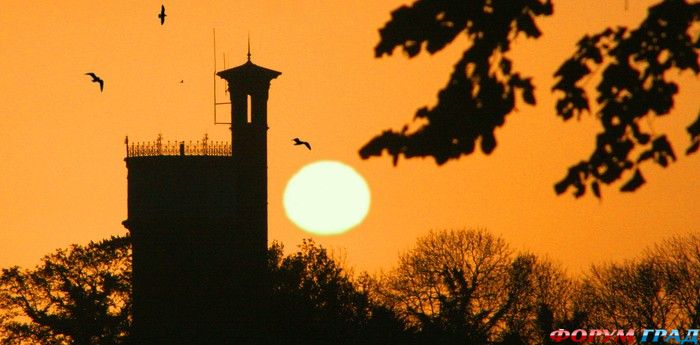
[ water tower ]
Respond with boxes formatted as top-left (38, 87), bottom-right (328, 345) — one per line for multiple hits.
top-left (123, 52), bottom-right (280, 344)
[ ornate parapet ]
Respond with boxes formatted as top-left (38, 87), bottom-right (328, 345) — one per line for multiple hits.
top-left (125, 134), bottom-right (231, 158)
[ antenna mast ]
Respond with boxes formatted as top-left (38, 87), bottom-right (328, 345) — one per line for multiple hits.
top-left (213, 28), bottom-right (231, 125)
top-left (213, 28), bottom-right (216, 125)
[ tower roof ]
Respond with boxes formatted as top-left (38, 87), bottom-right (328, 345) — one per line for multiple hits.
top-left (216, 60), bottom-right (281, 83)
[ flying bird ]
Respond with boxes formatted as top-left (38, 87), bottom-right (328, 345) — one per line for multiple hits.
top-left (293, 138), bottom-right (311, 150)
top-left (158, 5), bottom-right (166, 25)
top-left (85, 72), bottom-right (104, 92)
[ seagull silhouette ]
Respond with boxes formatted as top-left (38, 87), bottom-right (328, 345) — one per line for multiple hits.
top-left (85, 72), bottom-right (104, 92)
top-left (293, 138), bottom-right (311, 150)
top-left (158, 5), bottom-right (166, 25)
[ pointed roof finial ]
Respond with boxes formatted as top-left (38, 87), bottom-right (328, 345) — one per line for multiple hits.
top-left (247, 32), bottom-right (251, 62)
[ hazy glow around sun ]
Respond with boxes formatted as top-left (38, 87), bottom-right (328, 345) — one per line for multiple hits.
top-left (283, 160), bottom-right (371, 235)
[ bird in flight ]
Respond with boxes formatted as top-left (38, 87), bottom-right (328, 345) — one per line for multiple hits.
top-left (85, 72), bottom-right (104, 92)
top-left (158, 5), bottom-right (166, 25)
top-left (293, 138), bottom-right (311, 150)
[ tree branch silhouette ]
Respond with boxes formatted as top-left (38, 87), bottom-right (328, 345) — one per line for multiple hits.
top-left (553, 0), bottom-right (699, 198)
top-left (360, 0), bottom-right (698, 198)
top-left (359, 0), bottom-right (552, 165)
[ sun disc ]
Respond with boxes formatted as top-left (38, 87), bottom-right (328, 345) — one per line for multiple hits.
top-left (283, 160), bottom-right (370, 235)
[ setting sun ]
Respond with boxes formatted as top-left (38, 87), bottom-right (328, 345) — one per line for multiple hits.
top-left (283, 160), bottom-right (371, 236)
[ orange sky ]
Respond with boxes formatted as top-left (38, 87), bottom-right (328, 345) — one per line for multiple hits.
top-left (1, 1), bottom-right (698, 275)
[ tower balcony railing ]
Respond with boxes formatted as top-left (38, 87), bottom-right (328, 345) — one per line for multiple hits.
top-left (125, 134), bottom-right (231, 158)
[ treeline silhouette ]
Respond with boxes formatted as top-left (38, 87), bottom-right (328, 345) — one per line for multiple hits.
top-left (2, 229), bottom-right (699, 344)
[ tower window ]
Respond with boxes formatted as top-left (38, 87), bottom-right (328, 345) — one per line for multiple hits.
top-left (247, 95), bottom-right (252, 123)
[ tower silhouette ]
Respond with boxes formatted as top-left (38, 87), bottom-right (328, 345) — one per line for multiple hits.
top-left (123, 54), bottom-right (280, 344)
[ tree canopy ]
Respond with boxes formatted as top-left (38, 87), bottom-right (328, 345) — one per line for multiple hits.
top-left (267, 239), bottom-right (413, 344)
top-left (0, 236), bottom-right (131, 345)
top-left (372, 229), bottom-right (575, 345)
top-left (577, 234), bottom-right (700, 330)
top-left (360, 0), bottom-right (699, 198)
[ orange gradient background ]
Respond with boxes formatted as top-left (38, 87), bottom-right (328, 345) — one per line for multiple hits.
top-left (1, 1), bottom-right (698, 275)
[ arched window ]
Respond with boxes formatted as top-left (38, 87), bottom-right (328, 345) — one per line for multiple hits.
top-left (247, 94), bottom-right (252, 124)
